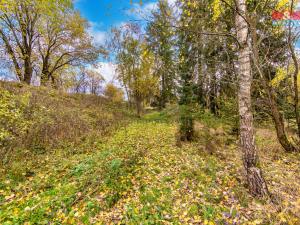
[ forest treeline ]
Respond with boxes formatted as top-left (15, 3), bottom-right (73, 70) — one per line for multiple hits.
top-left (0, 0), bottom-right (300, 199)
top-left (110, 0), bottom-right (300, 198)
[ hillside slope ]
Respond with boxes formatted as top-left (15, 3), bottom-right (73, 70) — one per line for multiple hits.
top-left (0, 81), bottom-right (133, 170)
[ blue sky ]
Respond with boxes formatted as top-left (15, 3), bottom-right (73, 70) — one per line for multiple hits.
top-left (74, 0), bottom-right (161, 83)
top-left (74, 0), bottom-right (159, 45)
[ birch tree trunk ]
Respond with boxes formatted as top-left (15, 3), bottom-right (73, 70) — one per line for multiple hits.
top-left (235, 0), bottom-right (269, 197)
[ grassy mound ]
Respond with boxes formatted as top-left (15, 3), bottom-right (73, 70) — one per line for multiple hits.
top-left (0, 81), bottom-right (133, 171)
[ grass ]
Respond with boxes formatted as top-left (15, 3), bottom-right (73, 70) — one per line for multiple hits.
top-left (0, 104), bottom-right (299, 224)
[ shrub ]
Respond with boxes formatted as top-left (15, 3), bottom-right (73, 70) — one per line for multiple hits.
top-left (179, 104), bottom-right (194, 141)
top-left (104, 83), bottom-right (124, 103)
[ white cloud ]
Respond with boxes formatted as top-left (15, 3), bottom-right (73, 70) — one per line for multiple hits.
top-left (87, 1), bottom-right (178, 44)
top-left (142, 2), bottom-right (159, 13)
top-left (88, 22), bottom-right (107, 45)
top-left (92, 31), bottom-right (107, 45)
top-left (126, 2), bottom-right (158, 19)
top-left (127, 0), bottom-right (178, 20)
top-left (167, 0), bottom-right (177, 6)
top-left (94, 62), bottom-right (118, 84)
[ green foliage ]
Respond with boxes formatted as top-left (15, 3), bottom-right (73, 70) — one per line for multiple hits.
top-left (115, 26), bottom-right (159, 115)
top-left (211, 0), bottom-right (223, 21)
top-left (104, 158), bottom-right (127, 207)
top-left (146, 0), bottom-right (176, 108)
top-left (178, 105), bottom-right (194, 141)
top-left (143, 105), bottom-right (178, 123)
top-left (270, 67), bottom-right (287, 88)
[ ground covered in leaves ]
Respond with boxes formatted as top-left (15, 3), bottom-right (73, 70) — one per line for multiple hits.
top-left (0, 112), bottom-right (299, 224)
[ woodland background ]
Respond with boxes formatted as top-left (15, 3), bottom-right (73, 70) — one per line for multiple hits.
top-left (0, 0), bottom-right (299, 224)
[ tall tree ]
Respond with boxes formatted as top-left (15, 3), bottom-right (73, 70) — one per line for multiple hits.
top-left (248, 0), bottom-right (299, 152)
top-left (86, 69), bottom-right (105, 95)
top-left (0, 0), bottom-right (99, 86)
top-left (288, 0), bottom-right (300, 139)
top-left (177, 1), bottom-right (198, 141)
top-left (235, 0), bottom-right (269, 197)
top-left (146, 0), bottom-right (176, 108)
top-left (38, 10), bottom-right (100, 86)
top-left (104, 83), bottom-right (124, 103)
top-left (0, 0), bottom-right (41, 84)
top-left (116, 25), bottom-right (158, 117)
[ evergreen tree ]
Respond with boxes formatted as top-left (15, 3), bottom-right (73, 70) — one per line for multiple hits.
top-left (146, 0), bottom-right (176, 108)
top-left (177, 1), bottom-right (197, 141)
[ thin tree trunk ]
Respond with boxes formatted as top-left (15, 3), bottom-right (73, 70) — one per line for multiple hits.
top-left (288, 1), bottom-right (300, 138)
top-left (136, 97), bottom-right (142, 117)
top-left (206, 69), bottom-right (211, 111)
top-left (250, 15), bottom-right (298, 152)
top-left (0, 30), bottom-right (23, 81)
top-left (269, 94), bottom-right (298, 151)
top-left (235, 0), bottom-right (269, 197)
top-left (197, 55), bottom-right (205, 106)
top-left (290, 44), bottom-right (300, 139)
top-left (160, 73), bottom-right (166, 109)
top-left (209, 63), bottom-right (218, 115)
top-left (135, 92), bottom-right (143, 117)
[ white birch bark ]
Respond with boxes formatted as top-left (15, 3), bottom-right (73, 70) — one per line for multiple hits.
top-left (235, 0), bottom-right (268, 197)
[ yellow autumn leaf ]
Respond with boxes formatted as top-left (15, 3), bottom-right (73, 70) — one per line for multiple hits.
top-left (271, 67), bottom-right (287, 87)
top-left (212, 0), bottom-right (222, 21)
top-left (276, 0), bottom-right (289, 10)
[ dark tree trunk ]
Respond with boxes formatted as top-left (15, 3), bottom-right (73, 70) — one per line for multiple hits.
top-left (179, 110), bottom-right (194, 141)
top-left (288, 0), bottom-right (300, 139)
top-left (41, 72), bottom-right (49, 86)
top-left (24, 58), bottom-right (33, 85)
top-left (197, 61), bottom-right (205, 107)
top-left (249, 14), bottom-right (298, 153)
top-left (209, 65), bottom-right (218, 115)
top-left (268, 89), bottom-right (298, 152)
top-left (292, 66), bottom-right (300, 139)
top-left (135, 94), bottom-right (143, 117)
top-left (160, 74), bottom-right (166, 109)
top-left (41, 55), bottom-right (51, 86)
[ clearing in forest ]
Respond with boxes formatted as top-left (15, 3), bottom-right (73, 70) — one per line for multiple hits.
top-left (0, 112), bottom-right (299, 224)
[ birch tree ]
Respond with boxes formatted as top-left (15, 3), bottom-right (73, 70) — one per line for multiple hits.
top-left (235, 0), bottom-right (269, 197)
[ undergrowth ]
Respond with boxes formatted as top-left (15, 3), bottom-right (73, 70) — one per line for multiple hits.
top-left (0, 81), bottom-right (133, 166)
top-left (0, 90), bottom-right (299, 224)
